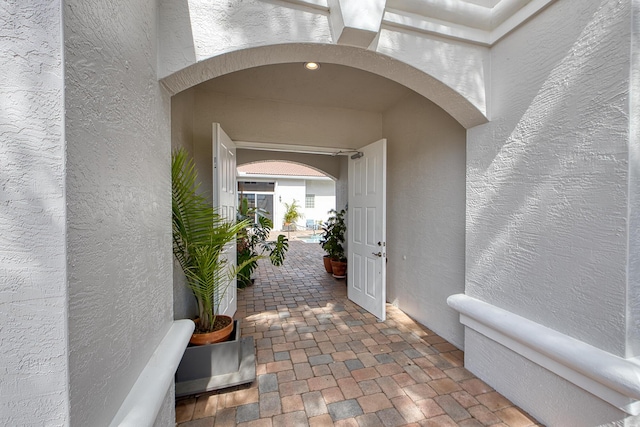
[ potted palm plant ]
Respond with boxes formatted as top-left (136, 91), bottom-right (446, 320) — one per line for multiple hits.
top-left (282, 199), bottom-right (303, 235)
top-left (320, 208), bottom-right (347, 278)
top-left (172, 148), bottom-right (256, 345)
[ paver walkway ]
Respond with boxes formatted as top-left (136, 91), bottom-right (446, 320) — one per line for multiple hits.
top-left (176, 240), bottom-right (542, 427)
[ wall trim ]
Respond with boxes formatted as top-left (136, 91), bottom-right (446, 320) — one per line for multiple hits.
top-left (109, 320), bottom-right (195, 427)
top-left (447, 294), bottom-right (640, 415)
top-left (382, 0), bottom-right (558, 46)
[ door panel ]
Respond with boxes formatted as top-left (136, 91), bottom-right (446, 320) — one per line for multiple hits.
top-left (348, 139), bottom-right (387, 320)
top-left (213, 123), bottom-right (237, 318)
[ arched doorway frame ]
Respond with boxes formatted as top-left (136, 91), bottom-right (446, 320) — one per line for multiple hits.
top-left (161, 43), bottom-right (488, 130)
top-left (167, 40), bottom-right (470, 348)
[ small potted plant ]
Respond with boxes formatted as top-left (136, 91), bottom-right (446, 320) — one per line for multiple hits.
top-left (172, 149), bottom-right (257, 345)
top-left (320, 208), bottom-right (347, 278)
top-left (282, 199), bottom-right (303, 236)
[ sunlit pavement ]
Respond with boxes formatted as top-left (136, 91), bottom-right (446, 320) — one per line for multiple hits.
top-left (176, 241), bottom-right (542, 427)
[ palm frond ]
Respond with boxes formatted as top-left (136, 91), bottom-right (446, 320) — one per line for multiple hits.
top-left (172, 148), bottom-right (258, 332)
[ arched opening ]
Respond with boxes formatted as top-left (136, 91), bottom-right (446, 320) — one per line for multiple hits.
top-left (171, 58), bottom-right (466, 348)
top-left (162, 43), bottom-right (487, 129)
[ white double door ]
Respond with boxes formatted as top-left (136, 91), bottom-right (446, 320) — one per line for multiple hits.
top-left (213, 123), bottom-right (237, 317)
top-left (347, 139), bottom-right (387, 321)
top-left (212, 128), bottom-right (387, 321)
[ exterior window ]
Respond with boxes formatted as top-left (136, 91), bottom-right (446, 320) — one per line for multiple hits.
top-left (305, 194), bottom-right (315, 208)
top-left (238, 181), bottom-right (275, 192)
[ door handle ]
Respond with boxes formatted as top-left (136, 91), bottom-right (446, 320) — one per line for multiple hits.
top-left (372, 252), bottom-right (382, 257)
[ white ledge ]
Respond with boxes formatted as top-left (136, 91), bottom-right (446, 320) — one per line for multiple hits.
top-left (110, 319), bottom-right (195, 427)
top-left (447, 294), bottom-right (640, 415)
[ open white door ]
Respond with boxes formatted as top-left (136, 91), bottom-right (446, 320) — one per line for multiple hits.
top-left (213, 123), bottom-right (238, 318)
top-left (348, 139), bottom-right (387, 321)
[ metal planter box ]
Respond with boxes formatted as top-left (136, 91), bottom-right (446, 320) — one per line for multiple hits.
top-left (175, 320), bottom-right (255, 397)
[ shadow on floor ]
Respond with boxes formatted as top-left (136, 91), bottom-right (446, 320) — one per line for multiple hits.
top-left (176, 241), bottom-right (542, 427)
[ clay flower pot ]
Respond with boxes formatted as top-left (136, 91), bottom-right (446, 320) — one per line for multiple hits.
top-left (331, 259), bottom-right (347, 279)
top-left (189, 315), bottom-right (234, 345)
top-left (323, 255), bottom-right (333, 273)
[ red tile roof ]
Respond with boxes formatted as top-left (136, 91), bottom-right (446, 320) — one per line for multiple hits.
top-left (238, 161), bottom-right (325, 177)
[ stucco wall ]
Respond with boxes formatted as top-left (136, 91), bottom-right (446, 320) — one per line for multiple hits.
top-left (336, 156), bottom-right (349, 214)
top-left (629, 0), bottom-right (640, 359)
top-left (305, 179), bottom-right (337, 226)
top-left (466, 0), bottom-right (634, 423)
top-left (171, 90), bottom-right (198, 321)
top-left (158, 0), bottom-right (333, 79)
top-left (467, 0), bottom-right (630, 357)
top-left (383, 92), bottom-right (467, 348)
top-left (1, 1), bottom-right (68, 425)
top-left (64, 1), bottom-right (174, 425)
top-left (276, 179), bottom-right (307, 230)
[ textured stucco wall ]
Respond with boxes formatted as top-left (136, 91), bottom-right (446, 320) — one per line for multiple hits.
top-left (158, 0), bottom-right (333, 79)
top-left (466, 0), bottom-right (634, 423)
top-left (468, 0), bottom-right (630, 356)
top-left (336, 156), bottom-right (349, 214)
top-left (383, 92), bottom-right (467, 348)
top-left (376, 26), bottom-right (489, 121)
top-left (170, 89), bottom-right (198, 322)
top-left (0, 1), bottom-right (69, 425)
top-left (628, 0), bottom-right (640, 359)
top-left (65, 1), bottom-right (174, 425)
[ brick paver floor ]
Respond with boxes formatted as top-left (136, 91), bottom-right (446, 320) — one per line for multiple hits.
top-left (176, 240), bottom-right (543, 426)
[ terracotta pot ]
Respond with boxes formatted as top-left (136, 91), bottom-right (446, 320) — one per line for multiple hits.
top-left (190, 315), bottom-right (234, 345)
top-left (331, 259), bottom-right (347, 279)
top-left (323, 255), bottom-right (333, 274)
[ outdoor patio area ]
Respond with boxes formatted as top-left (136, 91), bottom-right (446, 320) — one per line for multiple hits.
top-left (176, 240), bottom-right (542, 427)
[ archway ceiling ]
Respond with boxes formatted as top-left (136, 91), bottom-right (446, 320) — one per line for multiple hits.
top-left (195, 63), bottom-right (413, 114)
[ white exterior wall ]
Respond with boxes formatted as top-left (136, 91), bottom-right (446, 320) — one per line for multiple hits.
top-left (171, 90), bottom-right (198, 321)
top-left (629, 0), bottom-right (640, 359)
top-left (64, 1), bottom-right (174, 426)
top-left (276, 179), bottom-right (307, 230)
top-left (383, 92), bottom-right (467, 348)
top-left (305, 180), bottom-right (336, 226)
top-left (1, 2), bottom-right (68, 425)
top-left (466, 0), bottom-right (637, 424)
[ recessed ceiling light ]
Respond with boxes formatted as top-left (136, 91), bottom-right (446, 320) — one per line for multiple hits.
top-left (304, 62), bottom-right (320, 70)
